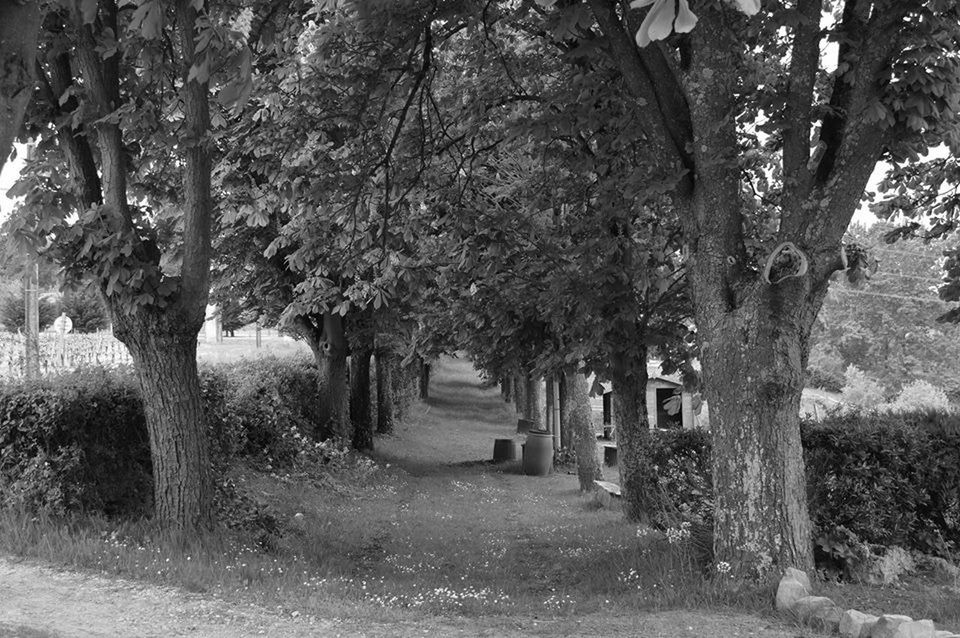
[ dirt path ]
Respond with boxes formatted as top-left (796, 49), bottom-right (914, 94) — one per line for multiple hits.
top-left (2, 357), bottom-right (823, 637)
top-left (0, 555), bottom-right (816, 637)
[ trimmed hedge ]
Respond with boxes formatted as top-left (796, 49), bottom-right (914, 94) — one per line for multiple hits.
top-left (0, 356), bottom-right (321, 517)
top-left (647, 411), bottom-right (960, 559)
top-left (804, 410), bottom-right (960, 558)
top-left (0, 369), bottom-right (152, 516)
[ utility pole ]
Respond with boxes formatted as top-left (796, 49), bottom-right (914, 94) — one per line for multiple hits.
top-left (23, 253), bottom-right (39, 378)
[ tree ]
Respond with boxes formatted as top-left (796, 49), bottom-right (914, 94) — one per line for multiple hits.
top-left (811, 223), bottom-right (960, 397)
top-left (0, 1), bottom-right (41, 173)
top-left (0, 288), bottom-right (56, 332)
top-left (58, 286), bottom-right (109, 333)
top-left (574, 0), bottom-right (960, 575)
top-left (9, 0), bottom-right (252, 533)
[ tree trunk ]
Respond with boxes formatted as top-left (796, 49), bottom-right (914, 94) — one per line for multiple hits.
top-left (317, 313), bottom-right (350, 441)
top-left (375, 351), bottom-right (395, 434)
top-left (513, 369), bottom-right (525, 416)
top-left (0, 1), bottom-right (40, 174)
top-left (611, 353), bottom-right (666, 524)
top-left (565, 369), bottom-right (600, 491)
top-left (115, 313), bottom-right (212, 532)
top-left (418, 358), bottom-right (430, 400)
top-left (524, 372), bottom-right (542, 428)
top-left (350, 347), bottom-right (374, 451)
top-left (559, 373), bottom-right (572, 449)
top-left (695, 285), bottom-right (817, 576)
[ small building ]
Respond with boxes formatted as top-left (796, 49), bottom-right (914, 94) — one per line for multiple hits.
top-left (589, 362), bottom-right (708, 430)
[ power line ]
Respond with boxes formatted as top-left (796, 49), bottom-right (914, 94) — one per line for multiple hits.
top-left (871, 246), bottom-right (947, 260)
top-left (829, 287), bottom-right (951, 305)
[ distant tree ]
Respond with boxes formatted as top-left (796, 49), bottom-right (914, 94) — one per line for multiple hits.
top-left (812, 224), bottom-right (960, 395)
top-left (0, 289), bottom-right (56, 332)
top-left (58, 287), bottom-right (109, 333)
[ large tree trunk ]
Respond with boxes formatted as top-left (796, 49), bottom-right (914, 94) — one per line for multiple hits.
top-left (565, 369), bottom-right (600, 491)
top-left (114, 312), bottom-right (212, 532)
top-left (317, 313), bottom-right (350, 441)
top-left (375, 350), bottom-right (395, 434)
top-left (350, 347), bottom-right (374, 451)
top-left (611, 353), bottom-right (666, 524)
top-left (0, 1), bottom-right (40, 173)
top-left (694, 281), bottom-right (819, 575)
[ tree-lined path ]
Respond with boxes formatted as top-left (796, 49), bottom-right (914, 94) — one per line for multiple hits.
top-left (0, 357), bottom-right (825, 637)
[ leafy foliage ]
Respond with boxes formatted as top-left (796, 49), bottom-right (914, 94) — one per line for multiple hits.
top-left (0, 357), bottom-right (325, 518)
top-left (58, 287), bottom-right (109, 333)
top-left (812, 223), bottom-right (960, 398)
top-left (0, 290), bottom-right (57, 332)
top-left (604, 415), bottom-right (960, 563)
top-left (0, 369), bottom-right (151, 516)
top-left (205, 356), bottom-right (321, 466)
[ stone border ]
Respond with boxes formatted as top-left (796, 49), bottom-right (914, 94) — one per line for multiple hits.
top-left (775, 568), bottom-right (959, 638)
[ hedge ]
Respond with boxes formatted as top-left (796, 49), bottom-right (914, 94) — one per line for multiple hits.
top-left (0, 356), bottom-right (321, 517)
top-left (647, 411), bottom-right (960, 559)
top-left (0, 370), bottom-right (151, 516)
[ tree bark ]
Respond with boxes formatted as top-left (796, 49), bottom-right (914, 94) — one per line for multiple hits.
top-left (375, 350), bottom-right (395, 434)
top-left (513, 369), bottom-right (525, 416)
top-left (317, 312), bottom-right (350, 441)
top-left (524, 372), bottom-right (542, 428)
top-left (695, 283), bottom-right (818, 576)
top-left (0, 0), bottom-right (40, 173)
top-left (611, 353), bottom-right (666, 524)
top-left (559, 373), bottom-right (572, 449)
top-left (565, 369), bottom-right (600, 491)
top-left (418, 357), bottom-right (430, 400)
top-left (350, 346), bottom-right (374, 451)
top-left (114, 312), bottom-right (212, 532)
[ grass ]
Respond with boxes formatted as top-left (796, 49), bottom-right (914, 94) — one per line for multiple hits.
top-left (196, 329), bottom-right (311, 364)
top-left (0, 356), bottom-right (957, 633)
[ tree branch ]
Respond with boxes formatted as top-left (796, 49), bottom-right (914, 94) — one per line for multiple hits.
top-left (174, 0), bottom-right (213, 316)
top-left (780, 0), bottom-right (823, 210)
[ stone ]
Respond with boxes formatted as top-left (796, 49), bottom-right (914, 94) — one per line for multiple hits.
top-left (892, 620), bottom-right (936, 638)
top-left (811, 605), bottom-right (843, 634)
top-left (792, 596), bottom-right (836, 622)
top-left (784, 567), bottom-right (813, 592)
top-left (841, 609), bottom-right (879, 638)
top-left (871, 615), bottom-right (915, 638)
top-left (775, 574), bottom-right (811, 611)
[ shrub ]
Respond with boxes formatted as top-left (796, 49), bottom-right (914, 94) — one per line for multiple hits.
top-left (56, 288), bottom-right (110, 333)
top-left (884, 379), bottom-right (951, 413)
top-left (641, 412), bottom-right (960, 565)
top-left (0, 357), bottom-right (323, 518)
top-left (0, 291), bottom-right (58, 332)
top-left (806, 343), bottom-right (846, 392)
top-left (804, 411), bottom-right (960, 559)
top-left (209, 356), bottom-right (320, 466)
top-left (647, 428), bottom-right (712, 525)
top-left (0, 369), bottom-right (152, 516)
top-left (840, 364), bottom-right (886, 408)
